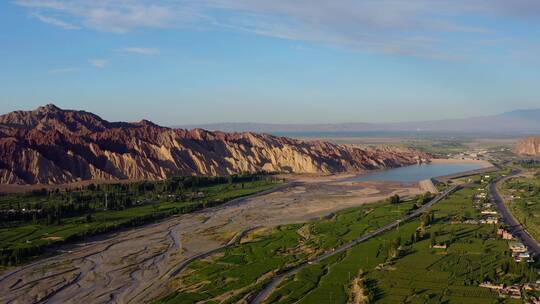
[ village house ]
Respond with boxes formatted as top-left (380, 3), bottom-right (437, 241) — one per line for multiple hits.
top-left (431, 244), bottom-right (448, 249)
top-left (481, 210), bottom-right (498, 215)
top-left (480, 282), bottom-right (503, 290)
top-left (509, 241), bottom-right (527, 253)
top-left (531, 297), bottom-right (540, 304)
top-left (481, 217), bottom-right (498, 224)
top-left (501, 285), bottom-right (522, 299)
top-left (515, 252), bottom-right (534, 263)
top-left (497, 229), bottom-right (514, 240)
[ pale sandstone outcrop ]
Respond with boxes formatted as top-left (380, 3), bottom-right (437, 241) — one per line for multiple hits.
top-left (514, 136), bottom-right (540, 156)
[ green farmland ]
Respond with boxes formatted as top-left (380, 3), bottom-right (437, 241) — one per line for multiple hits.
top-left (0, 174), bottom-right (280, 265)
top-left (157, 199), bottom-right (421, 304)
top-left (267, 186), bottom-right (534, 304)
top-left (158, 183), bottom-right (538, 304)
top-left (500, 174), bottom-right (540, 242)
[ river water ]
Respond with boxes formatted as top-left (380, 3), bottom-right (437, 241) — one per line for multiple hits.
top-left (351, 162), bottom-right (484, 183)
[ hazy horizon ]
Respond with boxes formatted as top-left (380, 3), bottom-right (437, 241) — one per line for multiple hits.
top-left (3, 103), bottom-right (539, 127)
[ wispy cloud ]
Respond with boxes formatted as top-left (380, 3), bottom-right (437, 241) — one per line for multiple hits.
top-left (15, 0), bottom-right (192, 33)
top-left (89, 58), bottom-right (108, 68)
top-left (31, 12), bottom-right (79, 30)
top-left (14, 0), bottom-right (540, 60)
top-left (48, 67), bottom-right (81, 74)
top-left (118, 47), bottom-right (160, 55)
top-left (49, 59), bottom-right (109, 74)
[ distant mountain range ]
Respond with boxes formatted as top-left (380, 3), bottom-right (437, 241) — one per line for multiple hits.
top-left (0, 104), bottom-right (428, 185)
top-left (181, 109), bottom-right (540, 135)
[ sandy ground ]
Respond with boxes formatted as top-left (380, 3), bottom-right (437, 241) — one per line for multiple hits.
top-left (419, 179), bottom-right (438, 194)
top-left (0, 177), bottom-right (422, 304)
top-left (430, 158), bottom-right (493, 168)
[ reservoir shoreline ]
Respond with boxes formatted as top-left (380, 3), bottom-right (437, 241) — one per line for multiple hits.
top-left (349, 158), bottom-right (493, 183)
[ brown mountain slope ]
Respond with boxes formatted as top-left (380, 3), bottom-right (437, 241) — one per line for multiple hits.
top-left (514, 136), bottom-right (540, 156)
top-left (0, 105), bottom-right (430, 185)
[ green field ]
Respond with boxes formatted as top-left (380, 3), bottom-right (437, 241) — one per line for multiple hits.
top-left (501, 174), bottom-right (540, 242)
top-left (154, 183), bottom-right (538, 303)
top-left (262, 186), bottom-right (535, 303)
top-left (156, 199), bottom-right (421, 304)
top-left (0, 175), bottom-right (280, 265)
top-left (407, 140), bottom-right (469, 156)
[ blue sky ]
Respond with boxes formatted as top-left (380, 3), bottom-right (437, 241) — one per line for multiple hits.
top-left (1, 0), bottom-right (540, 125)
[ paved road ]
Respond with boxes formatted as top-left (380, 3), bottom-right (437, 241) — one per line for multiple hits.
top-left (489, 169), bottom-right (540, 257)
top-left (250, 185), bottom-right (462, 304)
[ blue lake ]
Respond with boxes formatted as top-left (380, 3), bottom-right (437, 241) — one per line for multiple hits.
top-left (351, 162), bottom-right (485, 183)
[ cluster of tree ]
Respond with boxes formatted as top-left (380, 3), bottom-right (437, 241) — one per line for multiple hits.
top-left (429, 230), bottom-right (446, 248)
top-left (420, 211), bottom-right (436, 227)
top-left (419, 192), bottom-right (433, 204)
top-left (388, 194), bottom-right (401, 204)
top-left (123, 173), bottom-right (272, 195)
top-left (0, 193), bottom-right (133, 225)
top-left (474, 257), bottom-right (538, 285)
top-left (404, 211), bottom-right (436, 244)
top-left (410, 192), bottom-right (434, 210)
top-left (387, 236), bottom-right (402, 261)
top-left (0, 174), bottom-right (276, 265)
top-left (410, 227), bottom-right (425, 244)
top-left (497, 258), bottom-right (538, 283)
top-left (0, 196), bottom-right (236, 265)
top-left (0, 246), bottom-right (43, 266)
top-left (354, 272), bottom-right (378, 304)
top-left (473, 224), bottom-right (498, 241)
top-left (506, 180), bottom-right (540, 197)
top-left (517, 159), bottom-right (540, 169)
top-left (456, 256), bottom-right (537, 287)
top-left (1, 173), bottom-right (275, 225)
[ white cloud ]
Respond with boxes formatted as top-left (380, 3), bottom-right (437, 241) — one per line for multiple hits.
top-left (31, 13), bottom-right (79, 29)
top-left (15, 0), bottom-right (193, 33)
top-left (89, 59), bottom-right (108, 68)
top-left (14, 0), bottom-right (540, 60)
top-left (118, 47), bottom-right (160, 55)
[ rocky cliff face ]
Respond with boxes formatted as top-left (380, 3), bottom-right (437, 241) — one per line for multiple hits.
top-left (0, 104), bottom-right (430, 185)
top-left (514, 136), bottom-right (540, 156)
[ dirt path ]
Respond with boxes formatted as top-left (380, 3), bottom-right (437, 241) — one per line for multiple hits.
top-left (351, 274), bottom-right (367, 304)
top-left (0, 179), bottom-right (421, 304)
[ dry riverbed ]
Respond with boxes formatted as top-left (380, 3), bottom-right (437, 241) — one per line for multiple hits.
top-left (0, 177), bottom-right (423, 304)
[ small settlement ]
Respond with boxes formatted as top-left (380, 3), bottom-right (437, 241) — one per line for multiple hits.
top-left (467, 178), bottom-right (540, 301)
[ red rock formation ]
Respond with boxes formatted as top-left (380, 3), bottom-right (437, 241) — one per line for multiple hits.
top-left (0, 105), bottom-right (430, 185)
top-left (514, 136), bottom-right (540, 156)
